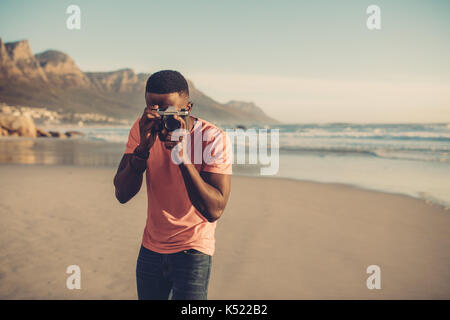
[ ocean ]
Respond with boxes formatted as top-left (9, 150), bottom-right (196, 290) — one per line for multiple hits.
top-left (1, 122), bottom-right (449, 208)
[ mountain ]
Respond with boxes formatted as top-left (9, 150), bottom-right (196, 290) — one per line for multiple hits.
top-left (0, 38), bottom-right (279, 126)
top-left (224, 100), bottom-right (267, 114)
top-left (35, 50), bottom-right (91, 87)
top-left (0, 39), bottom-right (47, 81)
top-left (86, 68), bottom-right (145, 93)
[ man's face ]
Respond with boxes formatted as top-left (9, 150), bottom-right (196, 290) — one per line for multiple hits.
top-left (145, 91), bottom-right (193, 144)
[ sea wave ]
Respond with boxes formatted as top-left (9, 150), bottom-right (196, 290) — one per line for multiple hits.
top-left (277, 129), bottom-right (450, 141)
top-left (81, 127), bottom-right (130, 143)
top-left (80, 123), bottom-right (450, 163)
top-left (278, 146), bottom-right (450, 162)
top-left (86, 133), bottom-right (128, 143)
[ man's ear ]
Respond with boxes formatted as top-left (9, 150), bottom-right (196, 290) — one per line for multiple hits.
top-left (187, 101), bottom-right (194, 112)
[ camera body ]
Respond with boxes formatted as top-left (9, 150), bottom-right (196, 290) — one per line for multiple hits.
top-left (156, 106), bottom-right (189, 131)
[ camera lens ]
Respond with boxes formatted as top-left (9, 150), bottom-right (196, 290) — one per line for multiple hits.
top-left (164, 116), bottom-right (181, 131)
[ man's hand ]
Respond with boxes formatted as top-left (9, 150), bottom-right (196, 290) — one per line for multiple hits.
top-left (159, 114), bottom-right (187, 149)
top-left (162, 115), bottom-right (192, 164)
top-left (138, 105), bottom-right (162, 152)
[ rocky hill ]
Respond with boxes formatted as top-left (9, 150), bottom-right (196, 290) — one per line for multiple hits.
top-left (0, 38), bottom-right (279, 126)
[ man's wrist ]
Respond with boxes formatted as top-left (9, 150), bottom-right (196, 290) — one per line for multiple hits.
top-left (133, 144), bottom-right (149, 160)
top-left (130, 154), bottom-right (147, 174)
top-left (129, 145), bottom-right (149, 174)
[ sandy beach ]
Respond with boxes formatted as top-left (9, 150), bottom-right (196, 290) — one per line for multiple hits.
top-left (0, 163), bottom-right (449, 299)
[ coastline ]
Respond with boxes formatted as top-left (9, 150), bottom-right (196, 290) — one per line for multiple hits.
top-left (2, 161), bottom-right (448, 212)
top-left (0, 135), bottom-right (449, 210)
top-left (232, 171), bottom-right (450, 212)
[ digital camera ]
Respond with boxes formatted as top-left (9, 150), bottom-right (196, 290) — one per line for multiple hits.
top-left (156, 106), bottom-right (189, 131)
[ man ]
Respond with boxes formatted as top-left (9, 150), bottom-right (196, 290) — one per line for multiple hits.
top-left (113, 70), bottom-right (232, 300)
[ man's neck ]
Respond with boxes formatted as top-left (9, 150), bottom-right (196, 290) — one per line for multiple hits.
top-left (187, 116), bottom-right (196, 132)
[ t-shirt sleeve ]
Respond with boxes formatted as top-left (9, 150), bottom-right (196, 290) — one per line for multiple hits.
top-left (201, 127), bottom-right (232, 175)
top-left (124, 117), bottom-right (141, 154)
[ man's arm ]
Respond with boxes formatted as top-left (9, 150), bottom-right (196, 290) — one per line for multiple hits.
top-left (178, 163), bottom-right (231, 223)
top-left (113, 151), bottom-right (148, 204)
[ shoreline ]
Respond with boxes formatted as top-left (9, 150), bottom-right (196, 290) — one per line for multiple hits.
top-left (0, 136), bottom-right (449, 210)
top-left (233, 171), bottom-right (450, 212)
top-left (1, 161), bottom-right (449, 212)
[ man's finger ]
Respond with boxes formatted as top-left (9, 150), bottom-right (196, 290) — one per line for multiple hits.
top-left (159, 127), bottom-right (168, 140)
top-left (166, 131), bottom-right (186, 143)
top-left (164, 141), bottom-right (177, 150)
top-left (142, 105), bottom-right (161, 120)
top-left (146, 111), bottom-right (161, 120)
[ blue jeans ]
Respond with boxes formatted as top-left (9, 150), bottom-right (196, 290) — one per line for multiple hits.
top-left (136, 244), bottom-right (212, 300)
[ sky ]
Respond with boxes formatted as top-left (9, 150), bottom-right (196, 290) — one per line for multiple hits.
top-left (1, 0), bottom-right (449, 123)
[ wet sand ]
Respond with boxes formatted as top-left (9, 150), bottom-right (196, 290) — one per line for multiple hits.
top-left (0, 164), bottom-right (449, 299)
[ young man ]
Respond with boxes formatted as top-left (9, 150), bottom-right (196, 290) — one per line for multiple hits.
top-left (113, 70), bottom-right (232, 300)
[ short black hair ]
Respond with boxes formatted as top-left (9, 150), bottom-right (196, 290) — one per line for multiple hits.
top-left (145, 70), bottom-right (189, 96)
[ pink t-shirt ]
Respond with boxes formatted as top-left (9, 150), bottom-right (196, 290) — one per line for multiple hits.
top-left (124, 116), bottom-right (232, 256)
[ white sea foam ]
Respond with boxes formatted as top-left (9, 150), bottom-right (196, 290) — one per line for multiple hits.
top-left (83, 123), bottom-right (450, 163)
